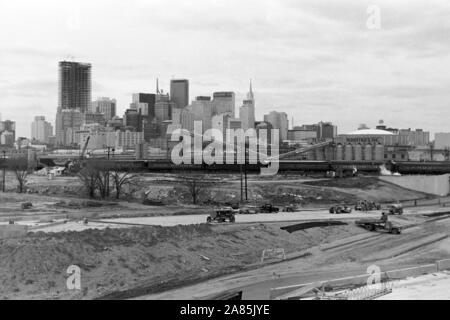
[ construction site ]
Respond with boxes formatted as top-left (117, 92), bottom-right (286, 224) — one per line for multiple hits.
top-left (1, 152), bottom-right (450, 300)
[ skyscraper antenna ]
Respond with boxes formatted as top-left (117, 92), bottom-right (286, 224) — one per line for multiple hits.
top-left (156, 78), bottom-right (159, 94)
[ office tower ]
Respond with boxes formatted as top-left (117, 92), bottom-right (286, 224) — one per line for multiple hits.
top-left (239, 100), bottom-right (255, 130)
top-left (31, 116), bottom-right (53, 143)
top-left (212, 113), bottom-right (231, 142)
top-left (212, 92), bottom-right (235, 117)
top-left (154, 93), bottom-right (174, 123)
top-left (84, 112), bottom-right (106, 126)
top-left (172, 108), bottom-right (195, 133)
top-left (170, 79), bottom-right (189, 109)
top-left (264, 111), bottom-right (289, 141)
top-left (124, 109), bottom-right (143, 132)
top-left (132, 93), bottom-right (156, 119)
top-left (58, 61), bottom-right (92, 113)
top-left (0, 120), bottom-right (16, 143)
top-left (189, 96), bottom-right (213, 133)
top-left (55, 109), bottom-right (84, 146)
top-left (92, 97), bottom-right (116, 121)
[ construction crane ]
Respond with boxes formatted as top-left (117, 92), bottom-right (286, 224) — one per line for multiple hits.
top-left (80, 136), bottom-right (90, 160)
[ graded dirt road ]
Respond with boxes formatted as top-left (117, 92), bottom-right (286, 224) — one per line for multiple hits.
top-left (137, 215), bottom-right (450, 300)
top-left (28, 205), bottom-right (450, 233)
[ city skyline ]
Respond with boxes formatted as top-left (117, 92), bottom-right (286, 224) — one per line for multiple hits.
top-left (1, 0), bottom-right (450, 138)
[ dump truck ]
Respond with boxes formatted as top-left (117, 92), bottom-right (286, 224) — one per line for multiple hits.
top-left (207, 207), bottom-right (235, 223)
top-left (355, 217), bottom-right (401, 234)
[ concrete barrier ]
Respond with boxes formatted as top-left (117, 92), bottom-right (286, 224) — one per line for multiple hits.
top-left (436, 259), bottom-right (450, 271)
top-left (0, 225), bottom-right (28, 239)
top-left (379, 174), bottom-right (450, 196)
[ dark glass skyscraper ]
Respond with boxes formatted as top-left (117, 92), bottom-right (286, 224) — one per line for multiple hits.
top-left (58, 61), bottom-right (92, 113)
top-left (170, 79), bottom-right (189, 109)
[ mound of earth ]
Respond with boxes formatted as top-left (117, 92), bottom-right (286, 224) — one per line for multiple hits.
top-left (0, 223), bottom-right (364, 299)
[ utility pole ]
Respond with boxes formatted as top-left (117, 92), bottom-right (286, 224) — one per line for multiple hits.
top-left (2, 150), bottom-right (6, 192)
top-left (240, 164), bottom-right (243, 202)
top-left (106, 147), bottom-right (112, 197)
top-left (244, 139), bottom-right (248, 201)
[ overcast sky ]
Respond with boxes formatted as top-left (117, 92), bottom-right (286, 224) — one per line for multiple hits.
top-left (1, 0), bottom-right (450, 138)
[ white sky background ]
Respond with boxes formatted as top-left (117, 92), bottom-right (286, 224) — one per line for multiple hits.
top-left (1, 0), bottom-right (450, 138)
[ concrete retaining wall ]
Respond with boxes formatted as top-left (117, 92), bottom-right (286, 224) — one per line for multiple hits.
top-left (379, 174), bottom-right (450, 196)
top-left (0, 225), bottom-right (28, 239)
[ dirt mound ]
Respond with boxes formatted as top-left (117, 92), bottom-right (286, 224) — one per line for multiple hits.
top-left (0, 223), bottom-right (363, 299)
top-left (302, 177), bottom-right (380, 189)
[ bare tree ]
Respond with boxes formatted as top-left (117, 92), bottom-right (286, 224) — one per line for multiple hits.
top-left (7, 157), bottom-right (29, 193)
top-left (176, 174), bottom-right (217, 204)
top-left (110, 167), bottom-right (137, 199)
top-left (77, 163), bottom-right (99, 198)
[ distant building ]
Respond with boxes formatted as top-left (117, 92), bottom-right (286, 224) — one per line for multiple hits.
top-left (189, 97), bottom-right (213, 133)
top-left (172, 108), bottom-right (195, 133)
top-left (287, 128), bottom-right (317, 142)
top-left (58, 61), bottom-right (92, 113)
top-left (435, 133), bottom-right (450, 149)
top-left (132, 93), bottom-right (156, 120)
top-left (212, 92), bottom-right (235, 117)
top-left (239, 81), bottom-right (255, 130)
top-left (0, 131), bottom-right (15, 146)
top-left (0, 120), bottom-right (16, 146)
top-left (170, 79), bottom-right (189, 109)
top-left (123, 109), bottom-right (143, 132)
top-left (264, 111), bottom-right (289, 141)
top-left (154, 93), bottom-right (174, 123)
top-left (294, 122), bottom-right (337, 141)
top-left (55, 109), bottom-right (84, 146)
top-left (212, 113), bottom-right (231, 141)
top-left (92, 97), bottom-right (116, 121)
top-left (107, 116), bottom-right (124, 131)
top-left (31, 116), bottom-right (53, 143)
top-left (84, 112), bottom-right (106, 126)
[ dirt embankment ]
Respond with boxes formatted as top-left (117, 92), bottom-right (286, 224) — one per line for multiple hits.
top-left (0, 223), bottom-right (365, 299)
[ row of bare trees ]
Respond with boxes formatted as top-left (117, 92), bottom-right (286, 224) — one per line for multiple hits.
top-left (77, 161), bottom-right (137, 199)
top-left (0, 157), bottom-right (30, 193)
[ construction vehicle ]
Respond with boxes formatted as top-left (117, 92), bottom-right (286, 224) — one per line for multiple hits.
top-left (282, 204), bottom-right (298, 212)
top-left (329, 205), bottom-right (352, 214)
top-left (355, 213), bottom-right (401, 234)
top-left (259, 204), bottom-right (280, 213)
top-left (385, 203), bottom-right (403, 215)
top-left (239, 205), bottom-right (258, 214)
top-left (207, 207), bottom-right (235, 223)
top-left (355, 200), bottom-right (381, 211)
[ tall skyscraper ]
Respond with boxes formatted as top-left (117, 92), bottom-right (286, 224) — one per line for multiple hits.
top-left (239, 81), bottom-right (255, 130)
top-left (58, 61), bottom-right (92, 113)
top-left (170, 79), bottom-right (189, 109)
top-left (92, 97), bottom-right (117, 121)
top-left (239, 102), bottom-right (255, 131)
top-left (56, 61), bottom-right (92, 146)
top-left (31, 116), bottom-right (53, 143)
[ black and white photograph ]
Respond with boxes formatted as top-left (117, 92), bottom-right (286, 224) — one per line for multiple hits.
top-left (1, 0), bottom-right (450, 308)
